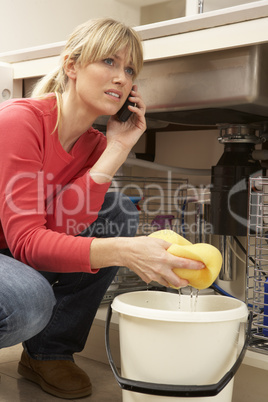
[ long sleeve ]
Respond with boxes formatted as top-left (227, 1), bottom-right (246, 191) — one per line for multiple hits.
top-left (0, 97), bottom-right (110, 273)
top-left (45, 167), bottom-right (111, 235)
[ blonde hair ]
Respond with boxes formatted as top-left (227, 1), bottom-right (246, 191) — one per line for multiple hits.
top-left (31, 18), bottom-right (143, 131)
top-left (32, 19), bottom-right (143, 93)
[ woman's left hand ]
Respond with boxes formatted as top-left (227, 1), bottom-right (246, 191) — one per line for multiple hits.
top-left (106, 84), bottom-right (147, 152)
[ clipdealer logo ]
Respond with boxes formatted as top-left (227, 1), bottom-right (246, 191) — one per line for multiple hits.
top-left (4, 170), bottom-right (216, 236)
top-left (5, 171), bottom-right (100, 218)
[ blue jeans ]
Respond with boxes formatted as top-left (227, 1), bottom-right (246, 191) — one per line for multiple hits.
top-left (0, 192), bottom-right (139, 360)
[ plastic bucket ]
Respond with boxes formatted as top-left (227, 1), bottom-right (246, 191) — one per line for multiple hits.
top-left (106, 291), bottom-right (250, 402)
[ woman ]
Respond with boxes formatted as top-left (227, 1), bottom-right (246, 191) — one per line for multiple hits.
top-left (0, 18), bottom-right (203, 399)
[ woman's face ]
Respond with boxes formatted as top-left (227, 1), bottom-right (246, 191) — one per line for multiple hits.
top-left (70, 47), bottom-right (135, 119)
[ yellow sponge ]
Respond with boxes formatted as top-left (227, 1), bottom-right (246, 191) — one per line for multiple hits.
top-left (149, 229), bottom-right (222, 290)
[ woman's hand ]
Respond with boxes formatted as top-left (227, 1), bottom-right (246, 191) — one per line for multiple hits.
top-left (90, 236), bottom-right (204, 289)
top-left (121, 236), bottom-right (204, 288)
top-left (106, 85), bottom-right (147, 152)
top-left (89, 85), bottom-right (146, 184)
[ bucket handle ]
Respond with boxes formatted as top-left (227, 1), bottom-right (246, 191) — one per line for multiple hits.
top-left (105, 303), bottom-right (252, 398)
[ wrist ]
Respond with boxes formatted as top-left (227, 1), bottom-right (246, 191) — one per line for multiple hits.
top-left (106, 140), bottom-right (130, 159)
top-left (90, 237), bottom-right (129, 269)
top-left (89, 142), bottom-right (129, 184)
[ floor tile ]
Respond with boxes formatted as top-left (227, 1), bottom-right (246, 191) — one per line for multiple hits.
top-left (0, 344), bottom-right (23, 364)
top-left (0, 345), bottom-right (122, 401)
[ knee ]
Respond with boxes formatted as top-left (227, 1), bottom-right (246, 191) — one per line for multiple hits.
top-left (22, 274), bottom-right (56, 337)
top-left (26, 276), bottom-right (56, 328)
top-left (0, 271), bottom-right (56, 348)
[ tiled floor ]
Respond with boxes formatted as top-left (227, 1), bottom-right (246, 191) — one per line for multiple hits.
top-left (0, 344), bottom-right (122, 401)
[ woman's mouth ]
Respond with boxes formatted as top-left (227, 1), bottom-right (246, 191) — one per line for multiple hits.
top-left (105, 91), bottom-right (122, 101)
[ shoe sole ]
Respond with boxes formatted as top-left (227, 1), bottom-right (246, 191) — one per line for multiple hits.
top-left (18, 362), bottom-right (92, 399)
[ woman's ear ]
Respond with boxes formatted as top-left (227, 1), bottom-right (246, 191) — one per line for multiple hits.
top-left (63, 56), bottom-right (77, 80)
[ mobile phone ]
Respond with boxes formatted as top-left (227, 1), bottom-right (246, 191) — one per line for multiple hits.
top-left (117, 95), bottom-right (135, 122)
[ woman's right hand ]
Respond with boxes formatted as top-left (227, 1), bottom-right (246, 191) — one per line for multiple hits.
top-left (119, 236), bottom-right (204, 288)
top-left (106, 85), bottom-right (146, 153)
top-left (89, 86), bottom-right (146, 185)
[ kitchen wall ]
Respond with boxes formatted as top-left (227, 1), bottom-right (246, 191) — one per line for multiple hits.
top-left (132, 128), bottom-right (222, 187)
top-left (6, 0), bottom-right (262, 55)
top-left (155, 129), bottom-right (222, 186)
top-left (0, 0), bottom-right (140, 53)
top-left (141, 0), bottom-right (186, 25)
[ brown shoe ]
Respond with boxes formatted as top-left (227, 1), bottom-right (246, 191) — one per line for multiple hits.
top-left (18, 350), bottom-right (92, 399)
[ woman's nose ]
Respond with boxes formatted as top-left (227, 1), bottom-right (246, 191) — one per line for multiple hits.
top-left (112, 67), bottom-right (127, 85)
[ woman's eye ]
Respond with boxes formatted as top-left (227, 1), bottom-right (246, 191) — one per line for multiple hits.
top-left (125, 66), bottom-right (134, 76)
top-left (104, 58), bottom-right (114, 66)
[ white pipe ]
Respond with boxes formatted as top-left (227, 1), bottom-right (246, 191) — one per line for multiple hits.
top-left (125, 157), bottom-right (211, 176)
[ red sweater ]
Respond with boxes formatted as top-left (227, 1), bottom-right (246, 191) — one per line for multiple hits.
top-left (0, 95), bottom-right (110, 273)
